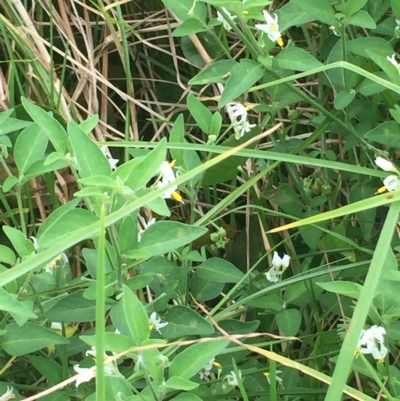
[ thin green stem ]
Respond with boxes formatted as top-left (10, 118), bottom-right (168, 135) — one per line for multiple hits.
top-left (95, 203), bottom-right (107, 401)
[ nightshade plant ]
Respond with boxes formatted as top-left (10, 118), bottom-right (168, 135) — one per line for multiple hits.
top-left (0, 0), bottom-right (400, 400)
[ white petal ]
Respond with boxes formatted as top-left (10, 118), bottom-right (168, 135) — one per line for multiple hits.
top-left (375, 157), bottom-right (394, 172)
top-left (281, 254), bottom-right (291, 268)
top-left (74, 365), bottom-right (94, 387)
top-left (51, 322), bottom-right (63, 330)
top-left (383, 175), bottom-right (400, 191)
top-left (387, 54), bottom-right (399, 68)
top-left (272, 251), bottom-right (282, 268)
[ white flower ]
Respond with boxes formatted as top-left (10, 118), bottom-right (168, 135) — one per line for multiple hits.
top-left (217, 7), bottom-right (237, 31)
top-left (272, 252), bottom-right (290, 269)
top-left (227, 370), bottom-right (242, 386)
top-left (199, 358), bottom-right (221, 380)
top-left (157, 161), bottom-right (183, 202)
top-left (264, 370), bottom-right (283, 385)
top-left (100, 146), bottom-right (119, 170)
top-left (51, 322), bottom-right (63, 330)
top-left (234, 120), bottom-right (256, 139)
top-left (255, 10), bottom-right (283, 46)
top-left (387, 54), bottom-right (400, 70)
top-left (227, 103), bottom-right (248, 123)
top-left (114, 328), bottom-right (121, 334)
top-left (138, 215), bottom-right (156, 242)
top-left (85, 347), bottom-right (97, 358)
top-left (265, 266), bottom-right (282, 283)
top-left (0, 387), bottom-right (15, 401)
top-left (383, 175), bottom-right (400, 191)
top-left (30, 236), bottom-right (38, 250)
top-left (74, 365), bottom-right (94, 387)
top-left (375, 156), bottom-right (395, 172)
top-left (357, 325), bottom-right (388, 362)
top-left (149, 312), bottom-right (168, 333)
top-left (45, 252), bottom-right (69, 274)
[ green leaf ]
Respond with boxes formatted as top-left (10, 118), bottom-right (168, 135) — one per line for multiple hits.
top-left (275, 309), bottom-right (302, 336)
top-left (0, 117), bottom-right (31, 135)
top-left (68, 120), bottom-right (111, 178)
top-left (80, 332), bottom-right (135, 354)
top-left (125, 221), bottom-right (207, 258)
top-left (316, 281), bottom-right (363, 299)
top-left (2, 176), bottom-right (18, 192)
top-left (0, 109), bottom-right (13, 125)
top-left (38, 208), bottom-right (99, 248)
top-left (162, 305), bottom-right (214, 338)
top-left (334, 90), bottom-right (356, 110)
top-left (219, 59), bottom-right (265, 108)
top-left (169, 340), bottom-right (229, 379)
top-left (347, 37), bottom-right (393, 59)
top-left (188, 60), bottom-right (238, 85)
top-left (3, 226), bottom-right (34, 258)
top-left (196, 257), bottom-right (244, 283)
top-left (172, 19), bottom-right (207, 36)
top-left (79, 114), bottom-right (99, 134)
top-left (274, 47), bottom-right (323, 72)
top-left (78, 175), bottom-right (120, 189)
top-left (364, 121), bottom-right (400, 148)
top-left (2, 322), bottom-right (69, 356)
top-left (0, 287), bottom-right (37, 325)
top-left (210, 112), bottom-right (222, 136)
top-left (187, 93), bottom-right (213, 134)
top-left (169, 115), bottom-right (185, 164)
top-left (0, 245), bottom-right (15, 265)
top-left (290, 0), bottom-right (336, 25)
top-left (122, 285), bottom-right (150, 345)
top-left (160, 0), bottom-right (206, 23)
top-left (111, 138), bottom-right (166, 190)
top-left (365, 48), bottom-right (400, 86)
top-left (344, 0), bottom-right (368, 17)
top-left (45, 291), bottom-right (96, 322)
top-left (346, 10), bottom-right (376, 29)
top-left (393, 0), bottom-right (400, 19)
top-left (28, 355), bottom-right (63, 385)
top-left (21, 97), bottom-right (67, 153)
top-left (36, 199), bottom-right (80, 243)
top-left (166, 377), bottom-right (199, 391)
top-left (277, 2), bottom-right (315, 31)
top-left (190, 273), bottom-right (225, 301)
top-left (169, 394), bottom-right (203, 401)
top-left (14, 123), bottom-right (49, 176)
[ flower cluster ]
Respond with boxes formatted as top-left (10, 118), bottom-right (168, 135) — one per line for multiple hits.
top-left (375, 157), bottom-right (400, 192)
top-left (157, 161), bottom-right (183, 202)
top-left (227, 102), bottom-right (256, 139)
top-left (265, 252), bottom-right (290, 283)
top-left (199, 358), bottom-right (222, 380)
top-left (357, 325), bottom-right (387, 363)
top-left (255, 10), bottom-right (283, 47)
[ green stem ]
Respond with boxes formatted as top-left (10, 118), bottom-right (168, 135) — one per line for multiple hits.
top-left (95, 203), bottom-right (107, 401)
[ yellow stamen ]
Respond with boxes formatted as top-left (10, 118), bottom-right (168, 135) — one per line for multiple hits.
top-left (245, 104), bottom-right (253, 111)
top-left (55, 255), bottom-right (62, 261)
top-left (270, 23), bottom-right (277, 31)
top-left (47, 262), bottom-right (57, 269)
top-left (377, 186), bottom-right (387, 194)
top-left (263, 371), bottom-right (270, 377)
top-left (277, 37), bottom-right (284, 47)
top-left (149, 324), bottom-right (155, 331)
top-left (169, 160), bottom-right (176, 168)
top-left (172, 191), bottom-right (183, 203)
top-left (213, 361), bottom-right (222, 368)
top-left (242, 10), bottom-right (248, 15)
